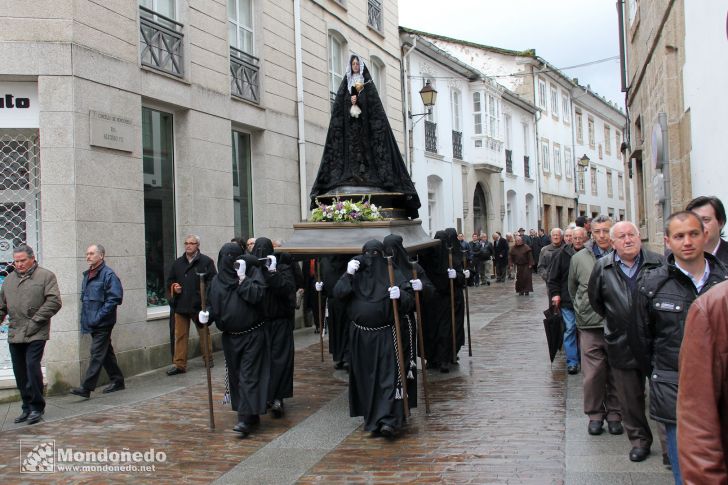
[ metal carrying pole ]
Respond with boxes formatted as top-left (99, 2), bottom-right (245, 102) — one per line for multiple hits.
top-left (386, 256), bottom-right (410, 419)
top-left (410, 261), bottom-right (431, 414)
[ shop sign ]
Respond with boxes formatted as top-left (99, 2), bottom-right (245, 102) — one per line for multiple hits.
top-left (0, 82), bottom-right (39, 128)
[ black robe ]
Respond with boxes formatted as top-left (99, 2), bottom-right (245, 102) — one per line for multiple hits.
top-left (253, 238), bottom-right (297, 402)
top-left (309, 66), bottom-right (420, 219)
top-left (321, 255), bottom-right (350, 365)
top-left (334, 240), bottom-right (415, 432)
top-left (207, 244), bottom-right (269, 418)
top-left (419, 229), bottom-right (466, 366)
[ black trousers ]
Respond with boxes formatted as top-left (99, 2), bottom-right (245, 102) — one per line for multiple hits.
top-left (495, 260), bottom-right (508, 281)
top-left (81, 326), bottom-right (124, 391)
top-left (9, 340), bottom-right (46, 412)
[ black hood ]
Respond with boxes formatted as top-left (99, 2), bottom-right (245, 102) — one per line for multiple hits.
top-left (252, 237), bottom-right (274, 258)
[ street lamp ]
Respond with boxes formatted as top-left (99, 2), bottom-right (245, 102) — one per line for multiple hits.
top-left (577, 154), bottom-right (590, 171)
top-left (408, 81), bottom-right (438, 119)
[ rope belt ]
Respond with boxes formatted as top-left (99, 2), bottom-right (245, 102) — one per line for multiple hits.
top-left (226, 320), bottom-right (265, 335)
top-left (352, 320), bottom-right (406, 400)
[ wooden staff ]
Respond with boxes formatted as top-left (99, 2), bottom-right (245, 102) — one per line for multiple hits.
top-left (198, 273), bottom-right (215, 431)
top-left (461, 251), bottom-right (473, 357)
top-left (410, 262), bottom-right (431, 414)
top-left (386, 256), bottom-right (410, 419)
top-left (447, 247), bottom-right (457, 364)
top-left (316, 259), bottom-right (324, 362)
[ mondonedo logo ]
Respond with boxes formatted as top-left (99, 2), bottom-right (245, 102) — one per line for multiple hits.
top-left (0, 94), bottom-right (31, 109)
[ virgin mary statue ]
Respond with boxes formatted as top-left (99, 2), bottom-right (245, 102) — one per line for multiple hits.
top-left (309, 54), bottom-right (421, 219)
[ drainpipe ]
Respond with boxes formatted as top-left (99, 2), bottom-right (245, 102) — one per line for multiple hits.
top-left (401, 35), bottom-right (417, 175)
top-left (659, 112), bottom-right (671, 225)
top-left (294, 0), bottom-right (307, 221)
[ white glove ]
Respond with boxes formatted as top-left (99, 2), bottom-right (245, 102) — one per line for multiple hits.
top-left (267, 255), bottom-right (277, 272)
top-left (198, 310), bottom-right (209, 324)
top-left (447, 268), bottom-right (456, 279)
top-left (347, 259), bottom-right (360, 275)
top-left (235, 259), bottom-right (246, 281)
top-left (315, 281), bottom-right (324, 292)
top-left (463, 269), bottom-right (471, 279)
top-left (388, 286), bottom-right (400, 300)
top-left (410, 279), bottom-right (423, 291)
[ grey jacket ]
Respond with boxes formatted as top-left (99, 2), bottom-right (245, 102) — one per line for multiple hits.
top-left (537, 243), bottom-right (562, 282)
top-left (568, 246), bottom-right (607, 329)
top-left (0, 265), bottom-right (62, 343)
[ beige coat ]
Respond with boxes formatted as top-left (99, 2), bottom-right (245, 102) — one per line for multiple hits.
top-left (0, 265), bottom-right (62, 343)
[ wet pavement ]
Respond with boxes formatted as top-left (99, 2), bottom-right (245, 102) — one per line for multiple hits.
top-left (0, 278), bottom-right (672, 484)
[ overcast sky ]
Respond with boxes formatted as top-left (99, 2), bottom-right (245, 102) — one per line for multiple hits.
top-left (398, 0), bottom-right (625, 107)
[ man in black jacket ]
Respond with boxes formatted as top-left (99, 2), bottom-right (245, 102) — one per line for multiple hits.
top-left (588, 221), bottom-right (663, 463)
top-left (166, 235), bottom-right (216, 375)
top-left (686, 195), bottom-right (728, 266)
top-left (637, 211), bottom-right (728, 482)
top-left (493, 232), bottom-right (509, 282)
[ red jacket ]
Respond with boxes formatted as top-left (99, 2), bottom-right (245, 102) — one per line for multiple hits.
top-left (678, 279), bottom-right (728, 484)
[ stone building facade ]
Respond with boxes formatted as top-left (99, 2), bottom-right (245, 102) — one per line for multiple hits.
top-left (0, 0), bottom-right (404, 393)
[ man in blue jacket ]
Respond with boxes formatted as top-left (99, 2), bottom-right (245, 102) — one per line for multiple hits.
top-left (70, 244), bottom-right (124, 398)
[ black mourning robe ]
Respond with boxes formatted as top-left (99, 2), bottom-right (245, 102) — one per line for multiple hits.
top-left (334, 240), bottom-right (415, 432)
top-left (208, 244), bottom-right (269, 418)
top-left (419, 229), bottom-right (466, 367)
top-left (321, 255), bottom-right (350, 365)
top-left (253, 238), bottom-right (297, 402)
top-left (309, 65), bottom-right (420, 219)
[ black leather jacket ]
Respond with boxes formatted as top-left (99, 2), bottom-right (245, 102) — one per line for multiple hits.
top-left (637, 253), bottom-right (728, 423)
top-left (588, 249), bottom-right (663, 370)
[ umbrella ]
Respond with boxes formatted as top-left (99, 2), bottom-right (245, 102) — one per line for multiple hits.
top-left (543, 307), bottom-right (564, 363)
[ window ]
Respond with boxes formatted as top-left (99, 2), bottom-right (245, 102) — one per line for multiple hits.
top-left (553, 143), bottom-right (561, 176)
top-left (538, 79), bottom-right (547, 110)
top-left (232, 131), bottom-right (253, 238)
top-left (618, 173), bottom-right (624, 199)
top-left (607, 170), bottom-right (613, 197)
top-left (564, 146), bottom-right (572, 179)
top-left (141, 0), bottom-right (175, 19)
top-left (328, 32), bottom-right (345, 109)
top-left (588, 116), bottom-right (595, 148)
top-left (541, 138), bottom-right (550, 173)
top-left (575, 109), bottom-right (583, 144)
top-left (590, 166), bottom-right (598, 195)
top-left (522, 122), bottom-right (529, 157)
top-left (451, 89), bottom-right (461, 132)
top-left (577, 167), bottom-right (585, 193)
top-left (140, 0), bottom-right (183, 76)
top-left (562, 95), bottom-right (570, 124)
top-left (369, 56), bottom-right (385, 105)
top-left (616, 131), bottom-right (622, 155)
top-left (142, 107), bottom-right (176, 308)
top-left (487, 94), bottom-right (498, 138)
top-left (367, 0), bottom-right (383, 32)
top-left (550, 85), bottom-right (559, 118)
top-left (473, 92), bottom-right (482, 135)
top-left (504, 114), bottom-right (512, 149)
top-left (604, 125), bottom-right (611, 155)
top-left (228, 0), bottom-right (253, 54)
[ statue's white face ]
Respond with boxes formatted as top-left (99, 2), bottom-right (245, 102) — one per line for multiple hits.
top-left (351, 57), bottom-right (360, 74)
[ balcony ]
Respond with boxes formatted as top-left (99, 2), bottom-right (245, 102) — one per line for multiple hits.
top-left (367, 0), bottom-right (383, 32)
top-left (452, 130), bottom-right (462, 159)
top-left (230, 47), bottom-right (260, 103)
top-left (505, 149), bottom-right (513, 174)
top-left (524, 155), bottom-right (530, 178)
top-left (139, 6), bottom-right (184, 77)
top-left (425, 121), bottom-right (437, 153)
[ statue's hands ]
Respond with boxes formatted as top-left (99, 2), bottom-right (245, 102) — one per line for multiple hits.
top-left (351, 94), bottom-right (357, 105)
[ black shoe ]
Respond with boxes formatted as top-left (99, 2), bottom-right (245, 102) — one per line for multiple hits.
top-left (102, 382), bottom-right (125, 394)
top-left (607, 421), bottom-right (624, 435)
top-left (439, 364), bottom-right (450, 373)
top-left (271, 399), bottom-right (284, 418)
top-left (14, 411), bottom-right (30, 424)
top-left (524, 292), bottom-right (529, 296)
top-left (334, 361), bottom-right (345, 370)
top-left (70, 387), bottom-right (91, 399)
top-left (232, 422), bottom-right (250, 436)
top-left (629, 447), bottom-right (650, 462)
top-left (27, 410), bottom-right (44, 425)
top-left (379, 424), bottom-right (396, 438)
top-left (588, 420), bottom-right (603, 435)
top-left (662, 453), bottom-right (672, 469)
top-left (243, 414), bottom-right (260, 426)
top-left (567, 365), bottom-right (579, 375)
top-left (166, 367), bottom-right (185, 376)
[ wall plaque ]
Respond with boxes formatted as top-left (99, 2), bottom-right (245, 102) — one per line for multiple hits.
top-left (89, 110), bottom-right (134, 152)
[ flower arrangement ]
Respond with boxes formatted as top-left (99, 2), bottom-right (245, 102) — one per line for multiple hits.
top-left (310, 196), bottom-right (383, 222)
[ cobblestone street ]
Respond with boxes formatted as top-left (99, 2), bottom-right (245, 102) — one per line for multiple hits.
top-left (0, 279), bottom-right (671, 484)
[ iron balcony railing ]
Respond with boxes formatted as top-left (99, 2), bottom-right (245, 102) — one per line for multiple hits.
top-left (368, 0), bottom-right (383, 32)
top-left (139, 5), bottom-right (184, 77)
top-left (524, 155), bottom-right (530, 178)
top-left (230, 46), bottom-right (260, 103)
top-left (505, 149), bottom-right (513, 173)
top-left (425, 121), bottom-right (437, 153)
top-left (452, 130), bottom-right (463, 159)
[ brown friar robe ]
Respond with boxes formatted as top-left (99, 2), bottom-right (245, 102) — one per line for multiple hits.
top-left (509, 243), bottom-right (534, 293)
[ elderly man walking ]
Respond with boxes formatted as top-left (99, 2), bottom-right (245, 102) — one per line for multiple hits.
top-left (588, 221), bottom-right (663, 462)
top-left (537, 228), bottom-right (563, 282)
top-left (70, 244), bottom-right (125, 398)
top-left (568, 216), bottom-right (623, 437)
top-left (0, 245), bottom-right (62, 425)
